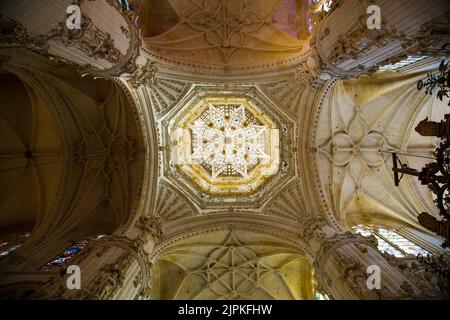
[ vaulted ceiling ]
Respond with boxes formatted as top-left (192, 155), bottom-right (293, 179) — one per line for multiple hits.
top-left (146, 74), bottom-right (310, 220)
top-left (0, 70), bottom-right (62, 235)
top-left (316, 71), bottom-right (447, 230)
top-left (140, 0), bottom-right (310, 73)
top-left (0, 59), bottom-right (147, 258)
top-left (152, 230), bottom-right (313, 300)
top-left (0, 0), bottom-right (447, 290)
top-left (143, 57), bottom-right (446, 246)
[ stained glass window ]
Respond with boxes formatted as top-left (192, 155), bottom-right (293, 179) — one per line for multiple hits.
top-left (307, 0), bottom-right (335, 32)
top-left (353, 225), bottom-right (430, 258)
top-left (0, 233), bottom-right (31, 258)
top-left (118, 0), bottom-right (131, 11)
top-left (41, 235), bottom-right (106, 271)
top-left (118, 0), bottom-right (138, 12)
top-left (0, 243), bottom-right (21, 257)
top-left (42, 240), bottom-right (89, 271)
top-left (116, 0), bottom-right (140, 27)
top-left (377, 228), bottom-right (430, 256)
top-left (378, 55), bottom-right (428, 72)
top-left (373, 235), bottom-right (404, 258)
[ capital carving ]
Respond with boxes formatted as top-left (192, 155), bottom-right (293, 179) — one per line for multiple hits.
top-left (314, 229), bottom-right (378, 266)
top-left (0, 16), bottom-right (49, 55)
top-left (138, 215), bottom-right (164, 244)
top-left (129, 61), bottom-right (158, 89)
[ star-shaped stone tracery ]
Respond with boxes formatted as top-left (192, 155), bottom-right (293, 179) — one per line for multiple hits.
top-left (190, 104), bottom-right (269, 179)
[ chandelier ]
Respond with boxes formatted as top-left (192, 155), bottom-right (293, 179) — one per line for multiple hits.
top-left (390, 59), bottom-right (450, 249)
top-left (417, 60), bottom-right (450, 106)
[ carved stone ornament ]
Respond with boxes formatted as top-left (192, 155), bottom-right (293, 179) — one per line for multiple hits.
top-left (331, 250), bottom-right (414, 300)
top-left (138, 215), bottom-right (164, 243)
top-left (403, 11), bottom-right (450, 57)
top-left (128, 61), bottom-right (159, 89)
top-left (47, 17), bottom-right (123, 64)
top-left (327, 15), bottom-right (399, 67)
top-left (78, 0), bottom-right (142, 78)
top-left (0, 16), bottom-right (49, 55)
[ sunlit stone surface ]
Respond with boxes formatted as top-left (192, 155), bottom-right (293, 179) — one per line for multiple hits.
top-left (170, 93), bottom-right (280, 196)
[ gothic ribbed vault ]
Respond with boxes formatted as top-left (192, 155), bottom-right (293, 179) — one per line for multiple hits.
top-left (0, 0), bottom-right (449, 301)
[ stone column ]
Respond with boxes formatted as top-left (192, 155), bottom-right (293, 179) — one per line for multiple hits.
top-left (302, 216), bottom-right (448, 299)
top-left (0, 0), bottom-right (144, 79)
top-left (309, 0), bottom-right (450, 79)
top-left (0, 216), bottom-right (161, 300)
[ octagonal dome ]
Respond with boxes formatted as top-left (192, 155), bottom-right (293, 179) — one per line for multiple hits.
top-left (161, 85), bottom-right (295, 209)
top-left (171, 95), bottom-right (280, 195)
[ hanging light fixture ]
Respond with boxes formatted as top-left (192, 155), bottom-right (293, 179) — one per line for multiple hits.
top-left (388, 59), bottom-right (450, 248)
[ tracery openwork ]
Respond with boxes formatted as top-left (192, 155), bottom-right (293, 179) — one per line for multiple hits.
top-left (353, 225), bottom-right (430, 258)
top-left (190, 104), bottom-right (269, 179)
top-left (169, 91), bottom-right (281, 196)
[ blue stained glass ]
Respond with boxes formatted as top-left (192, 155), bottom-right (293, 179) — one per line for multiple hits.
top-left (41, 235), bottom-right (104, 271)
top-left (42, 240), bottom-right (89, 271)
top-left (118, 0), bottom-right (134, 11)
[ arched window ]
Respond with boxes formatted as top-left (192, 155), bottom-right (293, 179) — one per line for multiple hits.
top-left (353, 225), bottom-right (430, 258)
top-left (0, 243), bottom-right (20, 258)
top-left (118, 0), bottom-right (133, 11)
top-left (307, 0), bottom-right (335, 32)
top-left (41, 235), bottom-right (105, 271)
top-left (378, 55), bottom-right (429, 72)
top-left (0, 233), bottom-right (31, 258)
top-left (42, 240), bottom-right (89, 271)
